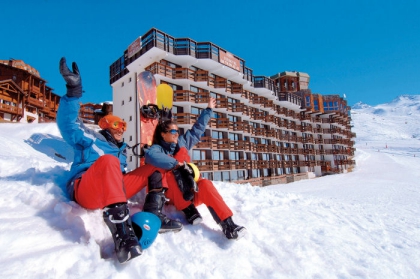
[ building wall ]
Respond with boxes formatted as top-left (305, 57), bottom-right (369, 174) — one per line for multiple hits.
top-left (110, 28), bottom-right (355, 184)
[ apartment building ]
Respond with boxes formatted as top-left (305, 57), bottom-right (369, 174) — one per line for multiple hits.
top-left (0, 59), bottom-right (60, 123)
top-left (109, 28), bottom-right (356, 185)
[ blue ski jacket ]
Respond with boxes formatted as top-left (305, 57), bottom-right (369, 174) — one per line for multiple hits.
top-left (57, 95), bottom-right (128, 199)
top-left (144, 108), bottom-right (213, 169)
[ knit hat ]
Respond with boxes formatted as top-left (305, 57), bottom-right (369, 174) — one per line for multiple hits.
top-left (98, 115), bottom-right (127, 131)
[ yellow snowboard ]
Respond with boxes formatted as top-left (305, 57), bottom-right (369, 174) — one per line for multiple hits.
top-left (157, 84), bottom-right (173, 109)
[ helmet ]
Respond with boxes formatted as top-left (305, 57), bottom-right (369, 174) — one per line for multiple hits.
top-left (131, 212), bottom-right (161, 249)
top-left (140, 104), bottom-right (159, 119)
top-left (187, 162), bottom-right (200, 182)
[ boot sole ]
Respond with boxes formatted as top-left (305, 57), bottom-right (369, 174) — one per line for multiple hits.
top-left (118, 245), bottom-right (142, 264)
top-left (158, 226), bottom-right (183, 234)
top-left (191, 217), bottom-right (203, 225)
top-left (230, 227), bottom-right (247, 241)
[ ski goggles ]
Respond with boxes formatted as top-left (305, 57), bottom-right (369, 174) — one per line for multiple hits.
top-left (110, 120), bottom-right (127, 131)
top-left (166, 129), bottom-right (179, 135)
top-left (98, 115), bottom-right (127, 131)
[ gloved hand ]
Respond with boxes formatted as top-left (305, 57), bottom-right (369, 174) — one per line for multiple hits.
top-left (59, 57), bottom-right (82, 98)
top-left (181, 162), bottom-right (199, 193)
top-left (159, 107), bottom-right (172, 122)
top-left (182, 162), bottom-right (194, 175)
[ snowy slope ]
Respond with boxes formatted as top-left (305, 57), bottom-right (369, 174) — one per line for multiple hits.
top-left (0, 95), bottom-right (419, 278)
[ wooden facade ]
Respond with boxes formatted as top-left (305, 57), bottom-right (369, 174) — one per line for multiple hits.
top-left (0, 59), bottom-right (60, 123)
top-left (110, 28), bottom-right (356, 185)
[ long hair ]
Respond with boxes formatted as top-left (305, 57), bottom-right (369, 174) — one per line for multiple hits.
top-left (152, 120), bottom-right (176, 145)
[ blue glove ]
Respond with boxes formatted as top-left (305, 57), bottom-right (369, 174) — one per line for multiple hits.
top-left (59, 57), bottom-right (82, 98)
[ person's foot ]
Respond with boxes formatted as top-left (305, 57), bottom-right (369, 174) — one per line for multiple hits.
top-left (182, 204), bottom-right (203, 225)
top-left (103, 203), bottom-right (143, 263)
top-left (220, 217), bottom-right (247, 240)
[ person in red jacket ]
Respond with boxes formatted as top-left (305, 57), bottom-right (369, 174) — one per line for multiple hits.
top-left (144, 98), bottom-right (246, 240)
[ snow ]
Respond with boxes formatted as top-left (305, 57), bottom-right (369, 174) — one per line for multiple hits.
top-left (1, 95), bottom-right (420, 278)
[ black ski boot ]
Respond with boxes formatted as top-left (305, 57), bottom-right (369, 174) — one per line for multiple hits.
top-left (103, 203), bottom-right (142, 263)
top-left (219, 217), bottom-right (247, 240)
top-left (143, 191), bottom-right (183, 233)
top-left (182, 203), bottom-right (203, 225)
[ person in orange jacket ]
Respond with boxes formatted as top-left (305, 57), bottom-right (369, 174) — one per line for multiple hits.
top-left (144, 98), bottom-right (246, 240)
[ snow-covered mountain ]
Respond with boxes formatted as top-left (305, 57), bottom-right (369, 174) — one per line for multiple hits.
top-left (351, 94), bottom-right (420, 141)
top-left (0, 95), bottom-right (419, 279)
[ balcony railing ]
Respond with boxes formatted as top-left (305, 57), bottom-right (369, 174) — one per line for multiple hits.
top-left (0, 103), bottom-right (22, 114)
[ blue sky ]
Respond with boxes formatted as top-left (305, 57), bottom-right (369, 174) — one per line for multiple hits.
top-left (2, 0), bottom-right (419, 107)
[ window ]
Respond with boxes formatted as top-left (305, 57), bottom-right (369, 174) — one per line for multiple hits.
top-left (192, 150), bottom-right (206, 160)
top-left (121, 82), bottom-right (124, 87)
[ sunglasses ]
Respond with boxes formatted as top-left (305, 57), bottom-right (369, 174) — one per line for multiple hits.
top-left (111, 120), bottom-right (127, 131)
top-left (166, 129), bottom-right (179, 135)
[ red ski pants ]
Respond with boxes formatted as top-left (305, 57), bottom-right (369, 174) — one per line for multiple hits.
top-left (74, 154), bottom-right (166, 210)
top-left (164, 147), bottom-right (233, 221)
top-left (165, 174), bottom-right (233, 221)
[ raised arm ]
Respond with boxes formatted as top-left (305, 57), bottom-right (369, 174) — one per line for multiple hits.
top-left (178, 97), bottom-right (216, 150)
top-left (56, 57), bottom-right (94, 148)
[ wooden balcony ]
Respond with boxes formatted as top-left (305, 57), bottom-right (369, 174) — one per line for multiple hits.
top-left (277, 107), bottom-right (288, 116)
top-left (242, 122), bottom-right (252, 133)
top-left (267, 144), bottom-right (278, 153)
top-left (229, 121), bottom-right (244, 132)
top-left (254, 127), bottom-right (266, 136)
top-left (228, 102), bottom-right (246, 114)
top-left (300, 113), bottom-right (311, 121)
top-left (302, 137), bottom-right (314, 144)
top-left (196, 136), bottom-right (213, 148)
top-left (256, 144), bottom-right (268, 152)
top-left (212, 138), bottom-right (230, 149)
top-left (230, 140), bottom-right (247, 151)
top-left (301, 125), bottom-right (313, 132)
top-left (213, 159), bottom-right (231, 170)
top-left (195, 92), bottom-right (210, 104)
top-left (233, 159), bottom-right (249, 169)
top-left (214, 76), bottom-right (227, 90)
top-left (26, 97), bottom-right (44, 108)
top-left (266, 128), bottom-right (276, 138)
top-left (249, 95), bottom-right (266, 106)
top-left (289, 135), bottom-right (298, 142)
top-left (243, 141), bottom-right (252, 151)
top-left (265, 114), bottom-right (274, 124)
top-left (216, 97), bottom-right (228, 109)
top-left (251, 111), bottom-right (266, 121)
top-left (173, 113), bottom-right (197, 124)
top-left (213, 117), bottom-right (230, 129)
top-left (145, 62), bottom-right (173, 78)
top-left (230, 82), bottom-right (243, 94)
top-left (303, 149), bottom-right (316, 155)
top-left (193, 159), bottom-right (213, 171)
top-left (173, 68), bottom-right (195, 80)
top-left (287, 121), bottom-right (296, 130)
top-left (174, 90), bottom-right (196, 102)
top-left (263, 100), bottom-right (274, 110)
top-left (194, 70), bottom-right (210, 83)
top-left (314, 138), bottom-right (324, 144)
top-left (0, 103), bottom-right (22, 114)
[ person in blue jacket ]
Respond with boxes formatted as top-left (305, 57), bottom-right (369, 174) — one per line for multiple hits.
top-left (144, 98), bottom-right (246, 240)
top-left (56, 57), bottom-right (181, 263)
